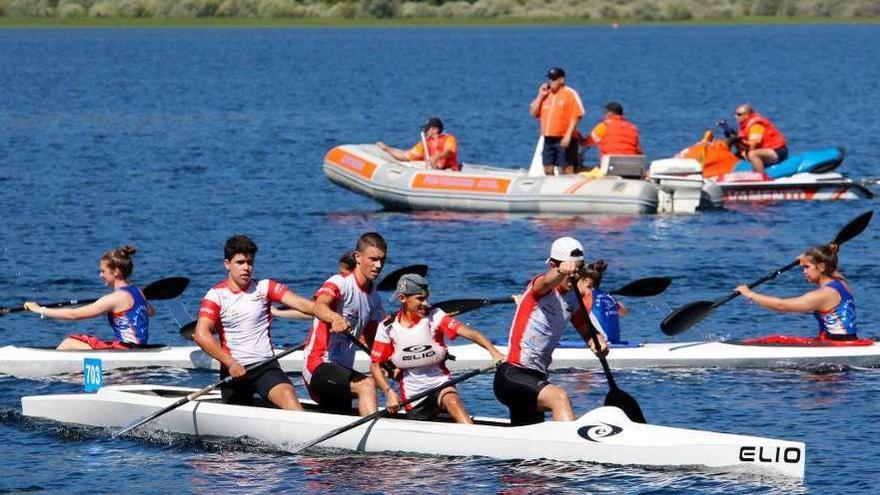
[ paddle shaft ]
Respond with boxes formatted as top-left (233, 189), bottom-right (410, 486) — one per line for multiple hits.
top-left (712, 259), bottom-right (799, 308)
top-left (290, 361), bottom-right (496, 454)
top-left (113, 343), bottom-right (305, 438)
top-left (1, 277), bottom-right (189, 316)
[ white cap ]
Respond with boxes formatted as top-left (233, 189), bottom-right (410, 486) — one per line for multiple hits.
top-left (547, 236), bottom-right (585, 263)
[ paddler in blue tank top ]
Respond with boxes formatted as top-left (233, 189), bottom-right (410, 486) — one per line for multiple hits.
top-left (735, 244), bottom-right (858, 340)
top-left (577, 260), bottom-right (629, 345)
top-left (23, 245), bottom-right (155, 350)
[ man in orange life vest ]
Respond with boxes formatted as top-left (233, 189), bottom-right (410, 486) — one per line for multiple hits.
top-left (530, 66), bottom-right (585, 176)
top-left (734, 104), bottom-right (788, 174)
top-left (581, 101), bottom-right (642, 168)
top-left (376, 117), bottom-right (460, 171)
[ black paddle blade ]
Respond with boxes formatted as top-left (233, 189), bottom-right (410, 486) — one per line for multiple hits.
top-left (376, 264), bottom-right (428, 292)
top-left (660, 300), bottom-right (715, 336)
top-left (143, 277), bottom-right (190, 300)
top-left (605, 387), bottom-right (647, 424)
top-left (833, 210), bottom-right (873, 246)
top-left (179, 320), bottom-right (197, 341)
top-left (433, 297), bottom-right (513, 316)
top-left (610, 277), bottom-right (672, 298)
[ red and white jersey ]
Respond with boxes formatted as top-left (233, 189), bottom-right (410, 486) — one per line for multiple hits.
top-left (302, 272), bottom-right (384, 384)
top-left (198, 279), bottom-right (288, 366)
top-left (506, 275), bottom-right (585, 374)
top-left (371, 308), bottom-right (461, 409)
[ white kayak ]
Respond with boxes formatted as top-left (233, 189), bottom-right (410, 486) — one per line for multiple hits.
top-left (3, 339), bottom-right (879, 378)
top-left (21, 384), bottom-right (805, 479)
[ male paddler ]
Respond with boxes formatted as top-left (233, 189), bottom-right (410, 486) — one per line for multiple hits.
top-left (370, 273), bottom-right (505, 423)
top-left (494, 236), bottom-right (608, 426)
top-left (194, 235), bottom-right (315, 410)
top-left (303, 232), bottom-right (388, 415)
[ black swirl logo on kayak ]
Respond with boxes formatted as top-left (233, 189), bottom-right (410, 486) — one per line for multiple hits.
top-left (577, 422), bottom-right (622, 442)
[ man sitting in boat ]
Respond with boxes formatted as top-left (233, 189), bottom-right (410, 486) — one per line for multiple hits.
top-left (580, 101), bottom-right (643, 176)
top-left (194, 235), bottom-right (314, 410)
top-left (577, 260), bottom-right (629, 345)
top-left (305, 232), bottom-right (388, 416)
top-left (370, 274), bottom-right (504, 423)
top-left (375, 117), bottom-right (460, 171)
top-left (24, 245), bottom-right (155, 350)
top-left (494, 237), bottom-right (608, 426)
top-left (733, 104), bottom-right (789, 175)
top-left (530, 66), bottom-right (584, 176)
top-left (735, 243), bottom-right (859, 341)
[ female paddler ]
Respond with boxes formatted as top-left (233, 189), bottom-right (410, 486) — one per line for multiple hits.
top-left (735, 243), bottom-right (859, 340)
top-left (494, 236), bottom-right (609, 426)
top-left (577, 260), bottom-right (629, 345)
top-left (23, 245), bottom-right (155, 350)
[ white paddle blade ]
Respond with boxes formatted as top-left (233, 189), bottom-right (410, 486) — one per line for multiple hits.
top-left (528, 135), bottom-right (546, 177)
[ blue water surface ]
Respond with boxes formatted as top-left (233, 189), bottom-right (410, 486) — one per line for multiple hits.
top-left (1, 24), bottom-right (879, 494)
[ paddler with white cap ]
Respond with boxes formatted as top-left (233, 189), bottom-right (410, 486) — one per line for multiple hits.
top-left (494, 236), bottom-right (608, 426)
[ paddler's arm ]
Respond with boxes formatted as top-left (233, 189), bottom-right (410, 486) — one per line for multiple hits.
top-left (371, 361), bottom-right (400, 413)
top-left (572, 314), bottom-right (609, 358)
top-left (617, 300), bottom-right (629, 317)
top-left (456, 324), bottom-right (505, 363)
top-left (193, 316), bottom-right (245, 378)
top-left (271, 306), bottom-right (311, 320)
top-left (376, 142), bottom-right (411, 162)
top-left (312, 293), bottom-right (351, 334)
top-left (23, 292), bottom-right (120, 321)
top-left (736, 285), bottom-right (837, 313)
top-left (278, 290), bottom-right (314, 316)
top-left (533, 261), bottom-right (579, 296)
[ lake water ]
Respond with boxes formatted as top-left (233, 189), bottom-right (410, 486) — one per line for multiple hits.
top-left (1, 24), bottom-right (879, 494)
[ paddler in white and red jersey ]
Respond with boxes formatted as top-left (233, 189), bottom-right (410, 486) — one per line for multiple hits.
top-left (370, 274), bottom-right (505, 423)
top-left (304, 232), bottom-right (387, 416)
top-left (194, 235), bottom-right (315, 410)
top-left (494, 237), bottom-right (608, 426)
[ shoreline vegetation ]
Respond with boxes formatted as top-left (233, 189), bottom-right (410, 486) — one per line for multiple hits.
top-left (1, 0), bottom-right (879, 26)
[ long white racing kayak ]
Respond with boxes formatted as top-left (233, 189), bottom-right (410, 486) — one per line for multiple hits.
top-left (3, 338), bottom-right (879, 377)
top-left (21, 384), bottom-right (805, 479)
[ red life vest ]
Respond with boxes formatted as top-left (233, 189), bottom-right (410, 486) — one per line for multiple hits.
top-left (738, 113), bottom-right (787, 150)
top-left (598, 115), bottom-right (641, 157)
top-left (426, 134), bottom-right (460, 171)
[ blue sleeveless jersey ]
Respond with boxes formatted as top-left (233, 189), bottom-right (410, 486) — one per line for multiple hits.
top-left (813, 280), bottom-right (857, 338)
top-left (588, 289), bottom-right (622, 344)
top-left (106, 285), bottom-right (150, 345)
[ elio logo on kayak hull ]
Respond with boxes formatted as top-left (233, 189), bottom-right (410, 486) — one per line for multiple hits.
top-left (739, 445), bottom-right (802, 464)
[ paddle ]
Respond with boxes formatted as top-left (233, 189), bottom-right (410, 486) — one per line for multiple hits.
top-left (288, 360), bottom-right (498, 454)
top-left (112, 342), bottom-right (306, 439)
top-left (570, 276), bottom-right (647, 424)
top-left (434, 277), bottom-right (672, 317)
top-left (660, 210), bottom-right (874, 337)
top-left (0, 277), bottom-right (190, 316)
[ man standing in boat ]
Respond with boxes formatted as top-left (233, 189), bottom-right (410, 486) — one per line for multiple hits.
top-left (530, 66), bottom-right (585, 176)
top-left (494, 237), bottom-right (608, 426)
top-left (304, 232), bottom-right (388, 415)
top-left (581, 101), bottom-right (643, 172)
top-left (734, 104), bottom-right (788, 174)
top-left (371, 273), bottom-right (505, 423)
top-left (194, 235), bottom-right (315, 410)
top-left (376, 117), bottom-right (460, 171)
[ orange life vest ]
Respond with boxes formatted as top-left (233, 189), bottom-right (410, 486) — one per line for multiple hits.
top-left (426, 134), bottom-right (460, 171)
top-left (738, 113), bottom-right (787, 150)
top-left (598, 115), bottom-right (641, 157)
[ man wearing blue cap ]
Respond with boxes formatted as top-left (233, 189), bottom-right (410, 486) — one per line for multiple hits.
top-left (371, 273), bottom-right (504, 423)
top-left (376, 117), bottom-right (461, 171)
top-left (529, 67), bottom-right (585, 175)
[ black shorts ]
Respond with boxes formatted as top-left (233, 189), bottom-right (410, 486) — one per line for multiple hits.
top-left (220, 361), bottom-right (291, 406)
top-left (541, 136), bottom-right (579, 168)
top-left (493, 362), bottom-right (549, 426)
top-left (308, 362), bottom-right (364, 413)
top-left (404, 387), bottom-right (455, 421)
top-left (773, 145), bottom-right (789, 162)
